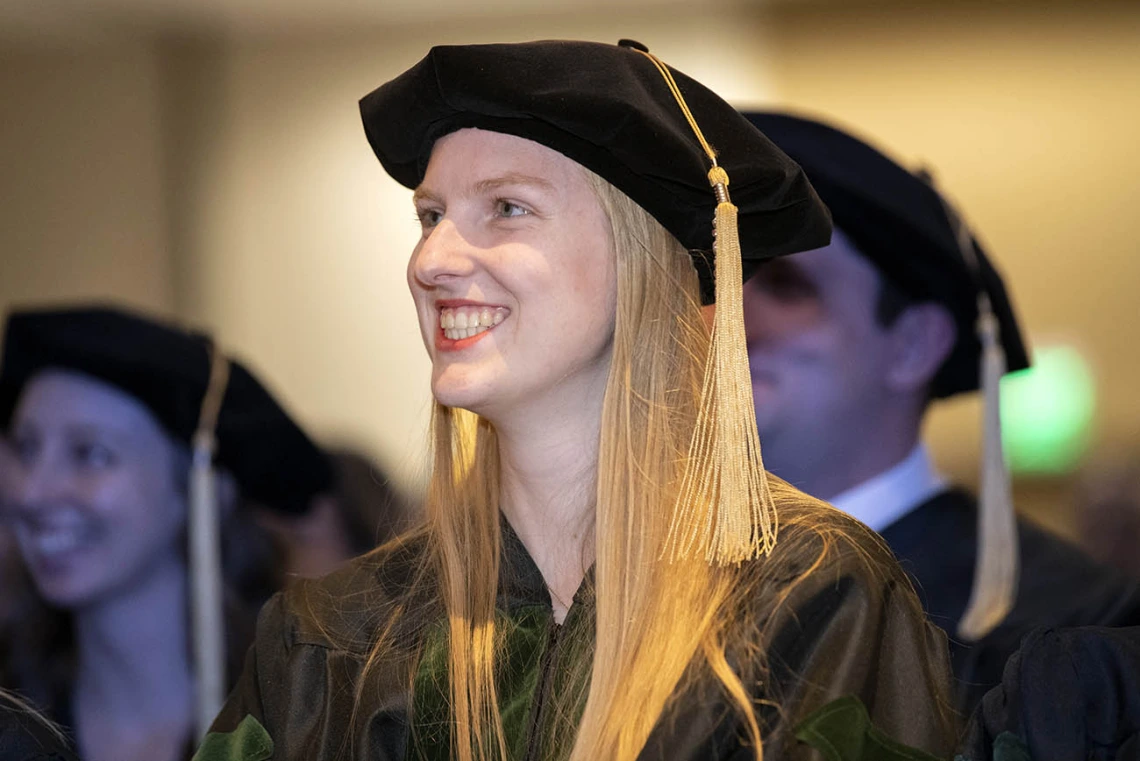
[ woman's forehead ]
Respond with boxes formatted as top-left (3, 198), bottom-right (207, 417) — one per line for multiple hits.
top-left (422, 128), bottom-right (585, 188)
top-left (14, 369), bottom-right (162, 438)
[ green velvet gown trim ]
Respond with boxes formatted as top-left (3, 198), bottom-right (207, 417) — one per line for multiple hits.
top-left (954, 732), bottom-right (1032, 761)
top-left (193, 715), bottom-right (274, 761)
top-left (794, 695), bottom-right (944, 761)
top-left (408, 597), bottom-right (594, 761)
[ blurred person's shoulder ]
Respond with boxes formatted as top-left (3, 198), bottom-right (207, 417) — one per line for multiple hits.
top-left (0, 693), bottom-right (77, 761)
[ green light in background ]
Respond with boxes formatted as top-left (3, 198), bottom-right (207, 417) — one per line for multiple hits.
top-left (1001, 344), bottom-right (1096, 475)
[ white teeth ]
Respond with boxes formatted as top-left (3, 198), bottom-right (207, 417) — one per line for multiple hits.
top-left (439, 306), bottom-right (509, 340)
top-left (17, 524), bottom-right (85, 558)
top-left (443, 325), bottom-right (490, 340)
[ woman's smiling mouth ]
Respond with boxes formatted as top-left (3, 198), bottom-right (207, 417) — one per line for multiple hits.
top-left (439, 305), bottom-right (509, 341)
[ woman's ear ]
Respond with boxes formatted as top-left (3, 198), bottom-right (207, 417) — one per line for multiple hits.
top-left (885, 303), bottom-right (957, 393)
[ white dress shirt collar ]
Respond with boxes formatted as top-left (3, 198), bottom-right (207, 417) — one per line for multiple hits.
top-left (829, 444), bottom-right (948, 533)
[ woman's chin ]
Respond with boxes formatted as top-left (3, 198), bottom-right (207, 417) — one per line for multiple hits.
top-left (432, 393), bottom-right (489, 417)
top-left (31, 575), bottom-right (99, 609)
top-left (431, 374), bottom-right (494, 415)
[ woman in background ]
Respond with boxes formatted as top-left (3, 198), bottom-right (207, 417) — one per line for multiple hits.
top-left (202, 40), bottom-right (958, 761)
top-left (0, 306), bottom-right (332, 761)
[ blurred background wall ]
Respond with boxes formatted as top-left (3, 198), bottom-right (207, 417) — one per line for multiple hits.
top-left (2, 0), bottom-right (1138, 537)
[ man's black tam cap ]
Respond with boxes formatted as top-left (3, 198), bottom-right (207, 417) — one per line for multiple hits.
top-left (0, 305), bottom-right (332, 513)
top-left (359, 40), bottom-right (833, 304)
top-left (742, 111), bottom-right (1030, 398)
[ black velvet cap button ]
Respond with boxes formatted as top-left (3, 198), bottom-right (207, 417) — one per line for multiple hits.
top-left (359, 40), bottom-right (832, 304)
top-left (0, 306), bottom-right (332, 514)
top-left (742, 111), bottom-right (1030, 398)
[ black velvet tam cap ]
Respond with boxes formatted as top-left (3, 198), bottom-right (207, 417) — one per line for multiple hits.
top-left (742, 111), bottom-right (1030, 398)
top-left (0, 306), bottom-right (332, 514)
top-left (359, 39), bottom-right (832, 304)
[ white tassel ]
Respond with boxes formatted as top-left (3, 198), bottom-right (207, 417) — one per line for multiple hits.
top-left (190, 434), bottom-right (226, 736)
top-left (957, 296), bottom-right (1020, 641)
top-left (189, 346), bottom-right (231, 737)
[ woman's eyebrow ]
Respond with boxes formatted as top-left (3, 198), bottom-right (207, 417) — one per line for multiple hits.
top-left (473, 173), bottom-right (556, 196)
top-left (413, 173), bottom-right (556, 205)
top-left (412, 186), bottom-right (442, 205)
top-left (63, 422), bottom-right (134, 443)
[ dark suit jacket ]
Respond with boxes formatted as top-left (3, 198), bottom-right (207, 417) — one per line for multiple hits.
top-left (881, 488), bottom-right (1140, 714)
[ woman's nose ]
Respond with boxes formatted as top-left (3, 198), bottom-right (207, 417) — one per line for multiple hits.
top-left (410, 219), bottom-right (478, 288)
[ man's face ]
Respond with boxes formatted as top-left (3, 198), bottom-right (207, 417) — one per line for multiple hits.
top-left (742, 229), bottom-right (898, 492)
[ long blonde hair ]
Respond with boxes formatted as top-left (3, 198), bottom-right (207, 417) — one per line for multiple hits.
top-left (359, 167), bottom-right (894, 761)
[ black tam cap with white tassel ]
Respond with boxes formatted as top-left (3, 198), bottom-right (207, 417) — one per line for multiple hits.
top-left (0, 306), bottom-right (335, 732)
top-left (925, 173), bottom-right (1020, 641)
top-left (734, 110), bottom-right (1029, 635)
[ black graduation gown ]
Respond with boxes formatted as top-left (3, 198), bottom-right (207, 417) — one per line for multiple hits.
top-left (880, 488), bottom-right (1140, 714)
top-left (196, 500), bottom-right (958, 761)
top-left (0, 707), bottom-right (76, 761)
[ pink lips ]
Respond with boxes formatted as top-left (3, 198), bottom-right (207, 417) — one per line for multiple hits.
top-left (437, 329), bottom-right (492, 352)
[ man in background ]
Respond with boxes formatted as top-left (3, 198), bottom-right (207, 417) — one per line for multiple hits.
top-left (743, 111), bottom-right (1140, 712)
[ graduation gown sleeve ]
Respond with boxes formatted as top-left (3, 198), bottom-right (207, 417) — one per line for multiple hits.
top-left (194, 557), bottom-right (418, 761)
top-left (762, 566), bottom-right (959, 757)
top-left (640, 513), bottom-right (960, 760)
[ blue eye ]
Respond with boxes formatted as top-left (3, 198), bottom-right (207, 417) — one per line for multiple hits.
top-left (415, 207), bottom-right (443, 229)
top-left (496, 200), bottom-right (529, 218)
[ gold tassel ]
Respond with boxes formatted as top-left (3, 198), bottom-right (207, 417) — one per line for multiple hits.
top-left (957, 295), bottom-right (1019, 640)
top-left (665, 172), bottom-right (777, 564)
top-left (189, 344), bottom-right (231, 736)
top-left (631, 46), bottom-right (778, 565)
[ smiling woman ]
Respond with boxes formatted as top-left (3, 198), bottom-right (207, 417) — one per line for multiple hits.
top-left (0, 306), bottom-right (332, 761)
top-left (409, 129), bottom-right (617, 424)
top-left (201, 39), bottom-right (959, 761)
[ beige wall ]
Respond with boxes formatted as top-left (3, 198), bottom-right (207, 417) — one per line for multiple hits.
top-left (0, 43), bottom-right (173, 316)
top-left (764, 4), bottom-right (1140, 500)
top-left (3, 4), bottom-right (1138, 504)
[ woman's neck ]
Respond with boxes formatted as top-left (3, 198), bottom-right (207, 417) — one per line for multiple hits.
top-left (72, 554), bottom-right (194, 754)
top-left (494, 395), bottom-right (602, 623)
